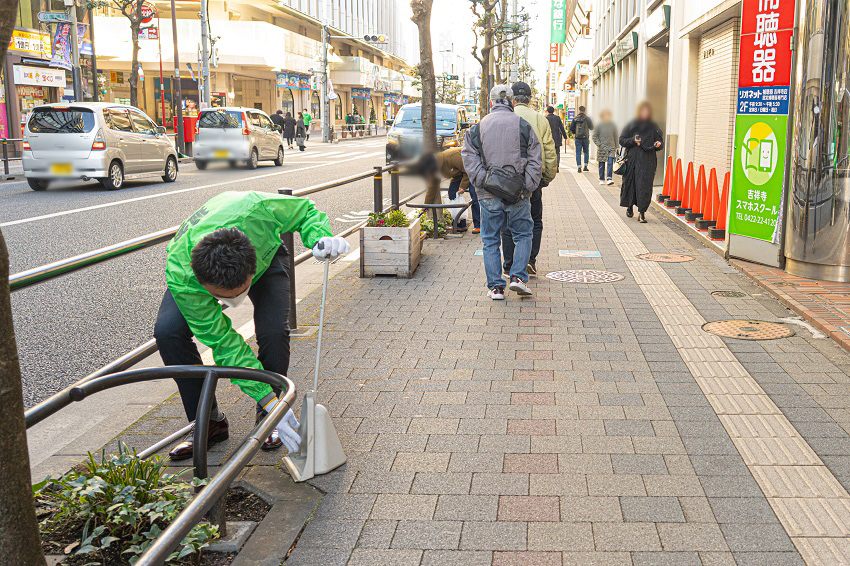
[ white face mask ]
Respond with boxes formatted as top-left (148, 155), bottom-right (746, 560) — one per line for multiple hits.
top-left (215, 286), bottom-right (250, 309)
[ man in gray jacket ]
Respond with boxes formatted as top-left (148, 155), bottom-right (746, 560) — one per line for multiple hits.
top-left (462, 85), bottom-right (543, 300)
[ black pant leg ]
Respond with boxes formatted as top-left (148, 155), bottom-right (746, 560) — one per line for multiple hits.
top-left (154, 289), bottom-right (219, 421)
top-left (248, 247), bottom-right (291, 409)
top-left (530, 189), bottom-right (544, 264)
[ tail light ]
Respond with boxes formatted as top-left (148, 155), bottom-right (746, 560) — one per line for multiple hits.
top-left (242, 113), bottom-right (250, 136)
top-left (91, 130), bottom-right (106, 151)
top-left (22, 139), bottom-right (31, 151)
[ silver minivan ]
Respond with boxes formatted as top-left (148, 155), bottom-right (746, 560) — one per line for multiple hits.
top-left (22, 102), bottom-right (178, 191)
top-left (193, 107), bottom-right (284, 170)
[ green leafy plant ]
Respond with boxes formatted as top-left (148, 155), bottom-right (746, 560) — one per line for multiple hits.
top-left (34, 444), bottom-right (218, 564)
top-left (367, 210), bottom-right (410, 228)
top-left (419, 210), bottom-right (454, 239)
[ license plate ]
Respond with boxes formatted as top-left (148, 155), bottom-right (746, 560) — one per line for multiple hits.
top-left (51, 163), bottom-right (72, 175)
top-left (214, 150), bottom-right (229, 158)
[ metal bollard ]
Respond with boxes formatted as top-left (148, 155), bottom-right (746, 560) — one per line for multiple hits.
top-left (373, 166), bottom-right (383, 213)
top-left (281, 188), bottom-right (299, 332)
top-left (390, 162), bottom-right (400, 210)
top-left (2, 139), bottom-right (8, 176)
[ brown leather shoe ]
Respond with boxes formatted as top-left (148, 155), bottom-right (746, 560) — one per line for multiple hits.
top-left (169, 416), bottom-right (229, 461)
top-left (256, 411), bottom-right (283, 451)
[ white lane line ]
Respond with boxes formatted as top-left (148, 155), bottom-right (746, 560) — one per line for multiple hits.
top-left (1, 151), bottom-right (384, 228)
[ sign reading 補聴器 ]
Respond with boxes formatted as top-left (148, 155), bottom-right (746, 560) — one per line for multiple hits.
top-left (729, 0), bottom-right (796, 243)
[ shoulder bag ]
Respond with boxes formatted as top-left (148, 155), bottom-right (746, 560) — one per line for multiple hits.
top-left (470, 125), bottom-right (526, 204)
top-left (614, 146), bottom-right (629, 176)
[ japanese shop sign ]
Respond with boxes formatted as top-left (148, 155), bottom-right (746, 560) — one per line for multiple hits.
top-left (550, 0), bottom-right (566, 43)
top-left (549, 44), bottom-right (559, 63)
top-left (729, 0), bottom-right (796, 243)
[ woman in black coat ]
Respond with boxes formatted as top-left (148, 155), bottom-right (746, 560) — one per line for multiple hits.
top-left (619, 101), bottom-right (664, 223)
top-left (282, 112), bottom-right (297, 149)
top-left (295, 112), bottom-right (307, 151)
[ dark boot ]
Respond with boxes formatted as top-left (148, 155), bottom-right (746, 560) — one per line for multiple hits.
top-left (626, 206), bottom-right (634, 218)
top-left (169, 415), bottom-right (229, 461)
top-left (256, 411), bottom-right (283, 451)
top-left (639, 212), bottom-right (647, 223)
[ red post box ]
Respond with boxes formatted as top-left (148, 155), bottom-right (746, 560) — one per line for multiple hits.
top-left (174, 115), bottom-right (199, 143)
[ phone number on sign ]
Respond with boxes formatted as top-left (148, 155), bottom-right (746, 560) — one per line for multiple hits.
top-left (735, 212), bottom-right (777, 227)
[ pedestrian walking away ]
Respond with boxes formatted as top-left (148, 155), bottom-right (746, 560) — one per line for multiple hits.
top-left (302, 109), bottom-right (312, 140)
top-left (270, 109), bottom-right (286, 137)
top-left (296, 112), bottom-right (307, 151)
top-left (153, 191), bottom-right (350, 461)
top-left (619, 100), bottom-right (664, 223)
top-left (546, 105), bottom-right (568, 169)
top-left (462, 84), bottom-right (542, 300)
top-left (593, 109), bottom-right (618, 186)
top-left (282, 112), bottom-right (297, 149)
top-left (570, 105), bottom-right (593, 172)
top-left (503, 81), bottom-right (557, 277)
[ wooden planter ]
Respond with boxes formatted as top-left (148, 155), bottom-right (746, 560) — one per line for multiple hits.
top-left (360, 217), bottom-right (422, 278)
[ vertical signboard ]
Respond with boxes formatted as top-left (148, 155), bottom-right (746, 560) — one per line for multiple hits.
top-left (550, 44), bottom-right (559, 63)
top-left (551, 0), bottom-right (566, 43)
top-left (729, 0), bottom-right (796, 253)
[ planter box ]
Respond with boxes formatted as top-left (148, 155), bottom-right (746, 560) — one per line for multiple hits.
top-left (360, 217), bottom-right (422, 278)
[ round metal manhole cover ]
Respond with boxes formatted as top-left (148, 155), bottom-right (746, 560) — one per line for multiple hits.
top-left (545, 270), bottom-right (625, 283)
top-left (637, 253), bottom-right (696, 263)
top-left (711, 290), bottom-right (748, 298)
top-left (702, 320), bottom-right (795, 340)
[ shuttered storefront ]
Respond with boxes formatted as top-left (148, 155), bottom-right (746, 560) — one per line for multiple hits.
top-left (693, 19), bottom-right (739, 176)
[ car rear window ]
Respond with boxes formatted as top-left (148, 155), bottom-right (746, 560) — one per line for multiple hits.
top-left (28, 108), bottom-right (96, 133)
top-left (199, 110), bottom-right (243, 128)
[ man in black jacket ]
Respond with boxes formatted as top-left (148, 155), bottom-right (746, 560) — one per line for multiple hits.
top-left (545, 106), bottom-right (568, 169)
top-left (570, 106), bottom-right (593, 172)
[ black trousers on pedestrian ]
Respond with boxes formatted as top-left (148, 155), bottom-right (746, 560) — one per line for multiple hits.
top-left (555, 145), bottom-right (561, 169)
top-left (154, 246), bottom-right (291, 422)
top-left (502, 187), bottom-right (543, 270)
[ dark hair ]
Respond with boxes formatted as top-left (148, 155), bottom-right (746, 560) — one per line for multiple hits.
top-left (191, 228), bottom-right (256, 289)
top-left (276, 110), bottom-right (283, 114)
top-left (514, 94), bottom-right (531, 104)
top-left (285, 112), bottom-right (292, 118)
top-left (546, 105), bottom-right (555, 114)
top-left (579, 106), bottom-right (586, 112)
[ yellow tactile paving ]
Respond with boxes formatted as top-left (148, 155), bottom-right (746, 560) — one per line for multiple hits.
top-left (573, 172), bottom-right (850, 561)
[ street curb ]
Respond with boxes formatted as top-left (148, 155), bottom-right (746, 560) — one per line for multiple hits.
top-left (649, 197), bottom-right (726, 257)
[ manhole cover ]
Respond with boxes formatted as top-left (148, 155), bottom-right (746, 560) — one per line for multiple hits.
top-left (711, 290), bottom-right (747, 298)
top-left (637, 253), bottom-right (695, 263)
top-left (545, 270), bottom-right (625, 283)
top-left (702, 320), bottom-right (795, 340)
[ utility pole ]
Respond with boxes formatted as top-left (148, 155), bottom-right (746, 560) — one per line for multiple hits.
top-left (171, 0), bottom-right (184, 154)
top-left (321, 22), bottom-right (329, 142)
top-left (510, 0), bottom-right (518, 83)
top-left (199, 0), bottom-right (211, 107)
top-left (65, 0), bottom-right (83, 101)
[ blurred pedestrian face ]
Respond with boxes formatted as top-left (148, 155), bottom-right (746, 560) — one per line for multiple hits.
top-left (637, 102), bottom-right (652, 121)
top-left (600, 109), bottom-right (612, 122)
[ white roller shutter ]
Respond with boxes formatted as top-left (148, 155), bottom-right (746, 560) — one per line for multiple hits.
top-left (694, 19), bottom-right (739, 175)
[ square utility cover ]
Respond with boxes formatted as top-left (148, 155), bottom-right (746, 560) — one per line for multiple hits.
top-left (559, 250), bottom-right (601, 258)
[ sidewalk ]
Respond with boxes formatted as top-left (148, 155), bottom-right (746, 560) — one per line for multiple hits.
top-left (62, 168), bottom-right (850, 564)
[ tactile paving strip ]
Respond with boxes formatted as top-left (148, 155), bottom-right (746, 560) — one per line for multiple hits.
top-left (702, 319), bottom-right (795, 340)
top-left (545, 270), bottom-right (624, 283)
top-left (711, 290), bottom-right (748, 298)
top-left (637, 253), bottom-right (695, 262)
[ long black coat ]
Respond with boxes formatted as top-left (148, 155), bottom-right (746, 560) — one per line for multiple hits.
top-left (282, 116), bottom-right (297, 138)
top-left (619, 119), bottom-right (664, 212)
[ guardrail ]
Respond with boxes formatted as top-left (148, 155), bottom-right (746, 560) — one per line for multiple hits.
top-left (329, 123), bottom-right (385, 140)
top-left (2, 138), bottom-right (23, 176)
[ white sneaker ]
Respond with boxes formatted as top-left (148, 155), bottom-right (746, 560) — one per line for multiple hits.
top-left (509, 277), bottom-right (532, 296)
top-left (599, 180), bottom-right (605, 185)
top-left (607, 179), bottom-right (614, 185)
top-left (488, 286), bottom-right (505, 300)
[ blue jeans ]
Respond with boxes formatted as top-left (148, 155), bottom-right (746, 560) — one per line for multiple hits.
top-left (575, 138), bottom-right (590, 167)
top-left (599, 157), bottom-right (614, 180)
top-left (502, 187), bottom-right (543, 269)
top-left (479, 196), bottom-right (533, 289)
top-left (448, 178), bottom-right (480, 229)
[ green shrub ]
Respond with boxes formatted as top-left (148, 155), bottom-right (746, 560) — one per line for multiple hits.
top-left (419, 210), bottom-right (453, 239)
top-left (34, 444), bottom-right (218, 564)
top-left (366, 209), bottom-right (410, 228)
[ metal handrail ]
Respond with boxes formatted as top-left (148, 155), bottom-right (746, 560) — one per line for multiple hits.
top-left (2, 138), bottom-right (24, 176)
top-left (27, 365), bottom-right (296, 565)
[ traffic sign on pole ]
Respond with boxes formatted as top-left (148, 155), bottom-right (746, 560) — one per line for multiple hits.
top-left (37, 11), bottom-right (71, 24)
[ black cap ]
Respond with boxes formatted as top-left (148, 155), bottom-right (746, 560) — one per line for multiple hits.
top-left (511, 81), bottom-right (531, 97)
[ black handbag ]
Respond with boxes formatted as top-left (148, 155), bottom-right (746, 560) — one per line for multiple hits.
top-left (473, 129), bottom-right (526, 204)
top-left (613, 147), bottom-right (628, 176)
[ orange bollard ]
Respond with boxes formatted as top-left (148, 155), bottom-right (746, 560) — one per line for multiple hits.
top-left (667, 159), bottom-right (683, 208)
top-left (709, 172), bottom-right (731, 240)
top-left (676, 162), bottom-right (695, 216)
top-left (686, 165), bottom-right (707, 222)
top-left (657, 156), bottom-right (673, 202)
top-left (696, 169), bottom-right (718, 231)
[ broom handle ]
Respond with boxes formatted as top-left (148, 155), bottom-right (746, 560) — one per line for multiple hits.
top-left (314, 248), bottom-right (330, 393)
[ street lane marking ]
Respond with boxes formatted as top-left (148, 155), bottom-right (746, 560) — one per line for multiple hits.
top-left (1, 151), bottom-right (384, 228)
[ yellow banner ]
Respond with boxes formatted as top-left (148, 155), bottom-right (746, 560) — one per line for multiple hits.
top-left (9, 29), bottom-right (52, 58)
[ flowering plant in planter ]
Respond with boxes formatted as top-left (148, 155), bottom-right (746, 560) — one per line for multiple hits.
top-left (366, 210), bottom-right (410, 228)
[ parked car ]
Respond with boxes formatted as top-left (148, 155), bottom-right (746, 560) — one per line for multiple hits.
top-left (22, 102), bottom-right (178, 191)
top-left (385, 103), bottom-right (471, 164)
top-left (193, 107), bottom-right (284, 170)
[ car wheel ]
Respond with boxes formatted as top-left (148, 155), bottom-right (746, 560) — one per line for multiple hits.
top-left (195, 159), bottom-right (208, 170)
top-left (27, 178), bottom-right (49, 191)
top-left (273, 146), bottom-right (284, 166)
top-left (246, 148), bottom-right (259, 170)
top-left (100, 160), bottom-right (124, 190)
top-left (162, 156), bottom-right (178, 182)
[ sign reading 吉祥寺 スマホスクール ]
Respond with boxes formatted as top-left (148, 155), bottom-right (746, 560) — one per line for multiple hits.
top-left (729, 0), bottom-right (796, 243)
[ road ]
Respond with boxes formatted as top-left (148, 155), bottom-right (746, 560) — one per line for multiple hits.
top-left (2, 137), bottom-right (424, 407)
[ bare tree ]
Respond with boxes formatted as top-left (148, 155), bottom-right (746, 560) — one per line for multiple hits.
top-left (0, 4), bottom-right (47, 563)
top-left (89, 0), bottom-right (146, 107)
top-left (470, 0), bottom-right (525, 118)
top-left (411, 0), bottom-right (440, 204)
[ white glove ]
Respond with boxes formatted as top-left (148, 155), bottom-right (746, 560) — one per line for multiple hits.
top-left (312, 236), bottom-right (350, 260)
top-left (264, 398), bottom-right (301, 453)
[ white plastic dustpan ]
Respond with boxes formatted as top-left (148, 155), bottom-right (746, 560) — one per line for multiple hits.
top-left (284, 251), bottom-right (347, 482)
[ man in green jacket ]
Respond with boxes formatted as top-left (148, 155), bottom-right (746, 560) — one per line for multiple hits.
top-left (301, 110), bottom-right (312, 140)
top-left (502, 81), bottom-right (557, 276)
top-left (155, 191), bottom-right (350, 460)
